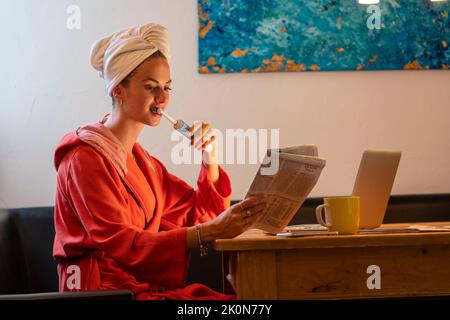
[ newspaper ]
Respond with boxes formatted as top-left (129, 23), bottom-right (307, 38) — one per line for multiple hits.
top-left (246, 145), bottom-right (326, 234)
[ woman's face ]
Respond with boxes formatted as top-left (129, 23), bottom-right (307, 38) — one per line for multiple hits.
top-left (118, 57), bottom-right (172, 127)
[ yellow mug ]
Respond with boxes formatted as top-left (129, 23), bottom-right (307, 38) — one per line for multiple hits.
top-left (315, 196), bottom-right (360, 234)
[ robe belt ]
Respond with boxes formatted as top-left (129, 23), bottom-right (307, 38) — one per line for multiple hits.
top-left (55, 250), bottom-right (104, 264)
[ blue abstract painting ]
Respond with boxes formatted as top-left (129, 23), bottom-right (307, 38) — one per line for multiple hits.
top-left (198, 0), bottom-right (450, 73)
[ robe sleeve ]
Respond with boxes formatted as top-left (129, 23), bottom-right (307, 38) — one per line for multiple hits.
top-left (149, 156), bottom-right (232, 230)
top-left (66, 147), bottom-right (187, 288)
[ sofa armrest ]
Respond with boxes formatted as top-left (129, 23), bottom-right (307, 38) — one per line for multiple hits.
top-left (0, 290), bottom-right (134, 300)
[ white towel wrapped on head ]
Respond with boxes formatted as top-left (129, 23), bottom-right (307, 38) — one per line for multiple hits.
top-left (90, 23), bottom-right (171, 97)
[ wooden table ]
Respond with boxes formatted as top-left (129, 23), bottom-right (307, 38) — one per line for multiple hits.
top-left (214, 222), bottom-right (450, 299)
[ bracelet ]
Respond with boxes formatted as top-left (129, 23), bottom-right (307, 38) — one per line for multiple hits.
top-left (195, 225), bottom-right (208, 256)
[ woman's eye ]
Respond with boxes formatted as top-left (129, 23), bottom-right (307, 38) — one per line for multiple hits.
top-left (145, 86), bottom-right (172, 92)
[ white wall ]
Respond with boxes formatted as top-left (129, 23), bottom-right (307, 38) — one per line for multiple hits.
top-left (1, 0), bottom-right (449, 208)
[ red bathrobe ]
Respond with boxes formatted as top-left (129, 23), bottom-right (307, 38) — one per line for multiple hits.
top-left (53, 120), bottom-right (234, 300)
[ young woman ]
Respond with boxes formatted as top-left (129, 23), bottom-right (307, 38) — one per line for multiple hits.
top-left (53, 23), bottom-right (267, 300)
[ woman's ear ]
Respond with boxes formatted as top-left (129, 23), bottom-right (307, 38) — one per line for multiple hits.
top-left (113, 86), bottom-right (122, 99)
top-left (112, 86), bottom-right (124, 106)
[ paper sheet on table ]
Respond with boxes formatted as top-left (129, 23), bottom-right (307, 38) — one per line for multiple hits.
top-left (407, 225), bottom-right (450, 232)
top-left (359, 225), bottom-right (450, 234)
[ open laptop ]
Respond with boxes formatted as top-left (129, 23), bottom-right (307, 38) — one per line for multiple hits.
top-left (283, 149), bottom-right (401, 235)
top-left (352, 150), bottom-right (402, 229)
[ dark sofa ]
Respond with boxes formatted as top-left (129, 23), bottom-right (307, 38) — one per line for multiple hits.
top-left (1, 194), bottom-right (449, 299)
top-left (0, 207), bottom-right (134, 300)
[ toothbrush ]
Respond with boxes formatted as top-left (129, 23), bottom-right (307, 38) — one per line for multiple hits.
top-left (154, 108), bottom-right (214, 152)
top-left (154, 108), bottom-right (192, 139)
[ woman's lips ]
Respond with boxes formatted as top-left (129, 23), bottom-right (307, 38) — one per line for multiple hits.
top-left (150, 107), bottom-right (160, 114)
top-left (150, 107), bottom-right (162, 121)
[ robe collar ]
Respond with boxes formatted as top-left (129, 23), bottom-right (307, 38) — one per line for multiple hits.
top-left (76, 114), bottom-right (128, 178)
